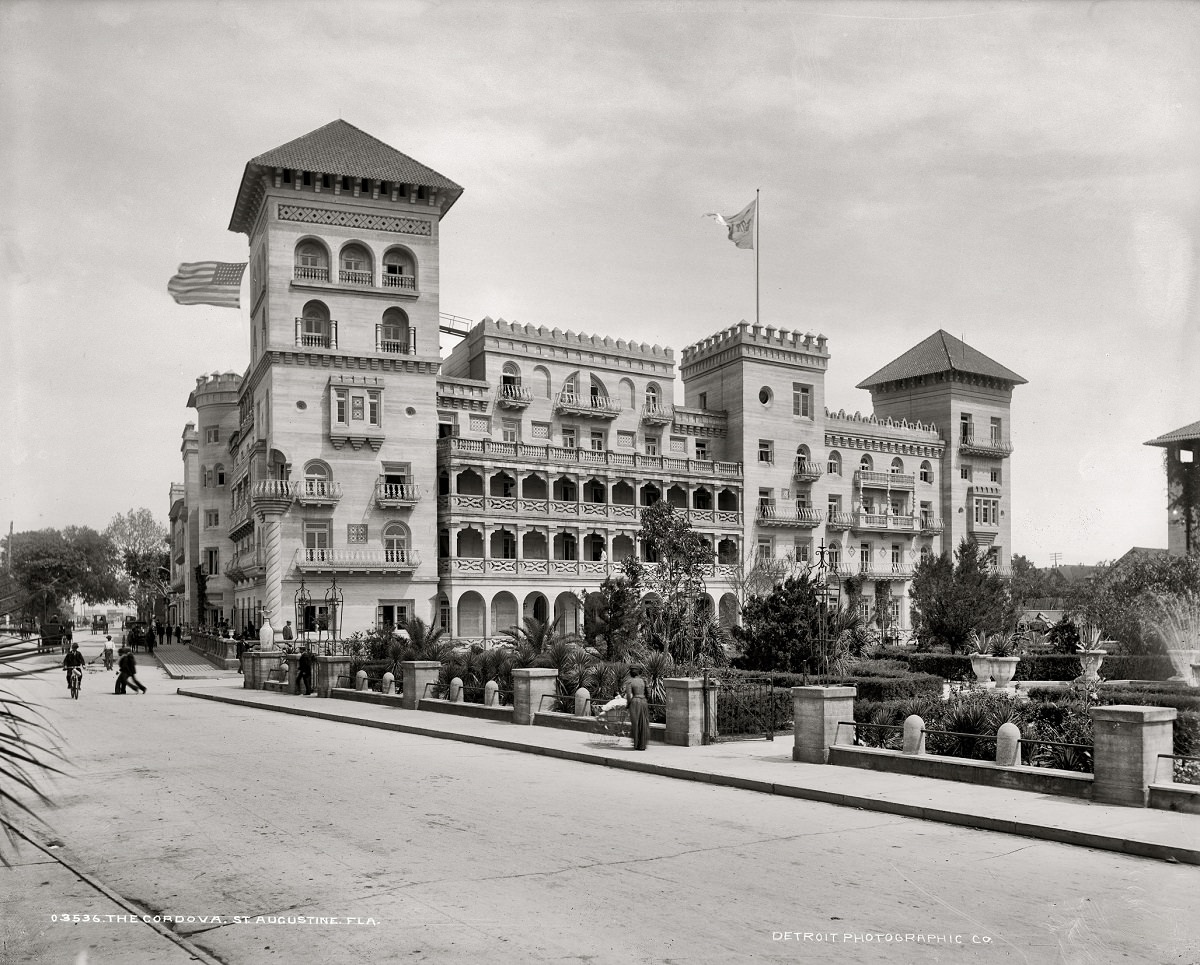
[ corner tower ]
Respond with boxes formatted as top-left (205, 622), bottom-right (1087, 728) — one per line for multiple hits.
top-left (858, 331), bottom-right (1026, 570)
top-left (225, 121), bottom-right (463, 635)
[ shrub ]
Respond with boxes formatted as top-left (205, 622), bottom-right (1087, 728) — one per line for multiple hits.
top-left (847, 659), bottom-right (911, 678)
top-left (1014, 656), bottom-right (1083, 681)
top-left (904, 653), bottom-right (973, 681)
top-left (1097, 654), bottom-right (1177, 680)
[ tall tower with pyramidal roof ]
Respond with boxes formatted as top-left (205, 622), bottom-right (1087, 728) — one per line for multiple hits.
top-left (223, 121), bottom-right (463, 636)
top-left (858, 331), bottom-right (1025, 571)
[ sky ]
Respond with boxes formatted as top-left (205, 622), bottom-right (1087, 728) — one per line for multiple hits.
top-left (1, 0), bottom-right (1197, 567)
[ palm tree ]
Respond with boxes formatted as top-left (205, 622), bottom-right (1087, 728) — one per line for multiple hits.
top-left (1, 632), bottom-right (66, 865)
top-left (399, 616), bottom-right (452, 663)
top-left (497, 615), bottom-right (578, 661)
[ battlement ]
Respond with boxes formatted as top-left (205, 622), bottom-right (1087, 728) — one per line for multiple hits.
top-left (188, 371), bottom-right (243, 407)
top-left (824, 407), bottom-right (941, 441)
top-left (681, 320), bottom-right (829, 366)
top-left (478, 316), bottom-right (674, 361)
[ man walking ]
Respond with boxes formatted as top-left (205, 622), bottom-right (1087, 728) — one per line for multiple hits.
top-left (117, 647), bottom-right (147, 695)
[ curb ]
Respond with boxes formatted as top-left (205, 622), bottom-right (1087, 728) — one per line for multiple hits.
top-left (178, 687), bottom-right (1200, 866)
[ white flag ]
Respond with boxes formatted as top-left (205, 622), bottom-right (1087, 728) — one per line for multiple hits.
top-left (704, 199), bottom-right (756, 250)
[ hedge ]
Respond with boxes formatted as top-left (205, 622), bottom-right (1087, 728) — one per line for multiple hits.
top-left (1025, 687), bottom-right (1200, 713)
top-left (867, 652), bottom-right (1177, 683)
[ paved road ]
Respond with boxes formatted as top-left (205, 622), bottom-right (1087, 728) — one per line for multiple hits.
top-left (4, 645), bottom-right (1199, 965)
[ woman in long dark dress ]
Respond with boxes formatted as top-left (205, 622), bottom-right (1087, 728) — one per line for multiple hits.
top-left (624, 666), bottom-right (650, 751)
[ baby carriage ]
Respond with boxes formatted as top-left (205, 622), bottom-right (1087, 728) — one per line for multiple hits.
top-left (593, 695), bottom-right (630, 745)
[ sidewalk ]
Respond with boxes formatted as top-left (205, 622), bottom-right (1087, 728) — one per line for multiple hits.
top-left (177, 679), bottom-right (1200, 866)
top-left (152, 643), bottom-right (241, 680)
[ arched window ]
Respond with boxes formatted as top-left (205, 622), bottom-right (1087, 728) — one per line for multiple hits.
top-left (860, 454), bottom-right (874, 472)
top-left (619, 378), bottom-right (636, 408)
top-left (381, 247), bottom-right (416, 290)
top-left (383, 523), bottom-right (409, 563)
top-left (828, 541), bottom-right (841, 566)
top-left (645, 383), bottom-right (661, 406)
top-left (379, 307), bottom-right (410, 353)
top-left (532, 366), bottom-right (551, 399)
top-left (562, 372), bottom-right (578, 398)
top-left (590, 375), bottom-right (608, 403)
top-left (299, 301), bottom-right (331, 348)
top-left (214, 464), bottom-right (226, 487)
top-left (891, 457), bottom-right (905, 474)
top-left (294, 240), bottom-right (329, 281)
top-left (339, 243), bottom-right (373, 285)
top-left (200, 464), bottom-right (208, 488)
top-left (303, 461), bottom-right (330, 498)
top-left (827, 451), bottom-right (841, 476)
top-left (920, 460), bottom-right (933, 484)
top-left (501, 362), bottom-right (521, 388)
top-left (920, 545), bottom-right (933, 564)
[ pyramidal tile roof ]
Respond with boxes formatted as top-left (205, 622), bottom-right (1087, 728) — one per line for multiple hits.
top-left (1145, 419), bottom-right (1200, 447)
top-left (229, 120), bottom-right (463, 233)
top-left (856, 330), bottom-right (1026, 389)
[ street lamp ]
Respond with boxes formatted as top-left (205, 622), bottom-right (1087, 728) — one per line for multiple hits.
top-left (294, 578), bottom-right (311, 645)
top-left (810, 539), bottom-right (842, 678)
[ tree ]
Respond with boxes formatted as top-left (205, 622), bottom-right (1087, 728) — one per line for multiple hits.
top-left (732, 573), bottom-right (824, 672)
top-left (1008, 554), bottom-right (1066, 607)
top-left (105, 509), bottom-right (169, 620)
top-left (583, 574), bottom-right (641, 661)
top-left (622, 501), bottom-right (718, 665)
top-left (8, 527), bottom-right (123, 620)
top-left (1066, 552), bottom-right (1200, 654)
top-left (496, 615), bottom-right (577, 660)
top-left (909, 538), bottom-right (1016, 653)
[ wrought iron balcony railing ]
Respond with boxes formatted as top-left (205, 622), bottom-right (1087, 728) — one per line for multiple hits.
top-left (959, 431), bottom-right (1014, 457)
top-left (756, 505), bottom-right (824, 528)
top-left (640, 402), bottom-right (674, 425)
top-left (496, 384), bottom-right (534, 408)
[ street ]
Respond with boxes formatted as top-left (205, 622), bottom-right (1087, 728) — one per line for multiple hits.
top-left (3, 634), bottom-right (1199, 965)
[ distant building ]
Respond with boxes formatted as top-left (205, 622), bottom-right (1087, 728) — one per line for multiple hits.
top-left (167, 121), bottom-right (1027, 642)
top-left (1145, 419), bottom-right (1200, 556)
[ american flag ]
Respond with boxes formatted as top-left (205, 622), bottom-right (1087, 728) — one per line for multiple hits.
top-left (167, 261), bottom-right (247, 309)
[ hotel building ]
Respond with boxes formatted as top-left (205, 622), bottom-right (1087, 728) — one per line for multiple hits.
top-left (167, 121), bottom-right (1025, 643)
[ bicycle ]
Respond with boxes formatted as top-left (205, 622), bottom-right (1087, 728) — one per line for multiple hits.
top-left (67, 666), bottom-right (82, 700)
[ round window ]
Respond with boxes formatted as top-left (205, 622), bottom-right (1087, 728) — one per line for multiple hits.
top-left (295, 400), bottom-right (307, 411)
top-left (405, 406), bottom-right (417, 417)
top-left (758, 387), bottom-right (773, 406)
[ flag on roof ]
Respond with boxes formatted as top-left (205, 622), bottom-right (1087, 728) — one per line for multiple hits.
top-left (167, 262), bottom-right (247, 309)
top-left (704, 199), bottom-right (756, 249)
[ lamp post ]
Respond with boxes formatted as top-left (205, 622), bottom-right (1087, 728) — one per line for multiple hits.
top-left (323, 577), bottom-right (343, 654)
top-left (810, 539), bottom-right (842, 678)
top-left (294, 577), bottom-right (311, 645)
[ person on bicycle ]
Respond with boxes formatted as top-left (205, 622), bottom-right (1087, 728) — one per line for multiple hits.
top-left (63, 641), bottom-right (86, 694)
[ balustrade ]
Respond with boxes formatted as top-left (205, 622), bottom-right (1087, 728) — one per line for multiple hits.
top-left (437, 436), bottom-right (742, 479)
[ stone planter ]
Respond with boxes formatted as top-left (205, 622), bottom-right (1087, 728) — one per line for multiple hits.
top-left (969, 654), bottom-right (994, 687)
top-left (1078, 650), bottom-right (1107, 685)
top-left (991, 656), bottom-right (1020, 690)
top-left (241, 650), bottom-right (282, 690)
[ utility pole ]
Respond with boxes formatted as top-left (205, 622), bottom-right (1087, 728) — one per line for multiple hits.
top-left (1050, 552), bottom-right (1063, 568)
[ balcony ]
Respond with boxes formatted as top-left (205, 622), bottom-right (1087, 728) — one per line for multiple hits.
top-left (554, 392), bottom-right (622, 420)
top-left (296, 548), bottom-right (421, 574)
top-left (228, 499), bottom-right (254, 540)
top-left (496, 384), bottom-right (534, 410)
top-left (437, 436), bottom-right (743, 479)
top-left (294, 317), bottom-right (339, 350)
top-left (862, 564), bottom-right (915, 581)
top-left (294, 480), bottom-right (342, 507)
top-left (436, 493), bottom-right (742, 531)
top-left (959, 431), bottom-right (1014, 458)
top-left (855, 513), bottom-right (916, 533)
top-left (919, 516), bottom-right (944, 533)
top-left (640, 402), bottom-right (674, 425)
top-left (826, 512), bottom-right (855, 531)
top-left (756, 505), bottom-right (823, 528)
top-left (438, 558), bottom-right (745, 582)
top-left (375, 324), bottom-right (416, 355)
top-left (338, 269), bottom-right (372, 286)
top-left (376, 481), bottom-right (421, 508)
top-left (293, 266), bottom-right (329, 283)
top-left (855, 469), bottom-right (915, 490)
top-left (382, 274), bottom-right (416, 290)
top-left (793, 460), bottom-right (824, 483)
top-left (251, 479), bottom-right (295, 515)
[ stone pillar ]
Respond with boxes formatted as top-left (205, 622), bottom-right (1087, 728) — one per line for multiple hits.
top-left (401, 660), bottom-right (441, 710)
top-left (512, 667), bottom-right (558, 725)
top-left (1090, 705), bottom-right (1177, 806)
top-left (311, 654), bottom-right (351, 698)
top-left (995, 722), bottom-right (1021, 766)
top-left (902, 714), bottom-right (925, 755)
top-left (665, 677), bottom-right (706, 746)
top-left (241, 651), bottom-right (281, 691)
top-left (792, 686), bottom-right (857, 764)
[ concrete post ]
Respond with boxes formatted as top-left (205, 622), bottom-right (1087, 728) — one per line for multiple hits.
top-left (311, 654), bottom-right (351, 698)
top-left (449, 676), bottom-right (464, 702)
top-left (995, 722), bottom-right (1021, 766)
top-left (1090, 705), bottom-right (1177, 806)
top-left (792, 686), bottom-right (857, 764)
top-left (381, 672), bottom-right (396, 695)
top-left (512, 667), bottom-right (558, 725)
top-left (484, 680), bottom-right (500, 706)
top-left (574, 687), bottom-right (591, 716)
top-left (902, 714), bottom-right (925, 755)
top-left (664, 678), bottom-right (705, 746)
top-left (401, 660), bottom-right (441, 710)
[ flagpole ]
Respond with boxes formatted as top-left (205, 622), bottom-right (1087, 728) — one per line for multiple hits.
top-left (755, 188), bottom-right (760, 327)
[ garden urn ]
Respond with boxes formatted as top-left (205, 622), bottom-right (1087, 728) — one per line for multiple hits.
top-left (990, 656), bottom-right (1021, 690)
top-left (969, 653), bottom-right (994, 687)
top-left (1078, 649), bottom-right (1106, 685)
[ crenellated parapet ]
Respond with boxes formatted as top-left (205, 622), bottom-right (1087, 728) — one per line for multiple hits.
top-left (188, 370), bottom-right (243, 408)
top-left (446, 316), bottom-right (676, 378)
top-left (824, 407), bottom-right (944, 457)
top-left (680, 320), bottom-right (829, 378)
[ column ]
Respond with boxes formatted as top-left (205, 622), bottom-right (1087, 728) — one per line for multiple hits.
top-left (792, 685), bottom-right (856, 764)
top-left (254, 492), bottom-right (292, 644)
top-left (1090, 705), bottom-right (1177, 806)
